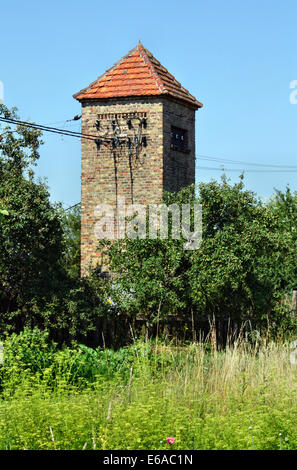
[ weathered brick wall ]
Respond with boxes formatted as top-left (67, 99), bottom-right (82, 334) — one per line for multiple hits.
top-left (81, 97), bottom-right (163, 275)
top-left (163, 98), bottom-right (195, 192)
top-left (80, 96), bottom-right (196, 276)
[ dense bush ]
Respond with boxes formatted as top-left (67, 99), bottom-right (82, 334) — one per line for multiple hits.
top-left (101, 177), bottom-right (297, 337)
top-left (0, 327), bottom-right (168, 391)
top-left (0, 105), bottom-right (107, 343)
top-left (0, 331), bottom-right (296, 450)
top-left (60, 203), bottom-right (81, 278)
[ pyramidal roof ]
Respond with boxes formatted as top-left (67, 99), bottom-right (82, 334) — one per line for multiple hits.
top-left (73, 42), bottom-right (203, 109)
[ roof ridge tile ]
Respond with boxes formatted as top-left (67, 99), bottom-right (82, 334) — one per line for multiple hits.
top-left (137, 43), bottom-right (167, 94)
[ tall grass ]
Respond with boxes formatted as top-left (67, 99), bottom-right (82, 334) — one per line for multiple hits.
top-left (0, 332), bottom-right (296, 450)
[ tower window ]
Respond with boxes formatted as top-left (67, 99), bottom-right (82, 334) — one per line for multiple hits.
top-left (170, 126), bottom-right (188, 152)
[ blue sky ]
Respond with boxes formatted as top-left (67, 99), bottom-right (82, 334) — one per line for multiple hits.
top-left (1, 0), bottom-right (297, 207)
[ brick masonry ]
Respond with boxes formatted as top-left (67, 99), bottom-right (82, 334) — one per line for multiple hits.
top-left (80, 95), bottom-right (197, 276)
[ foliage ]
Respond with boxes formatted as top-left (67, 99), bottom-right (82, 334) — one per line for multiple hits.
top-left (99, 176), bottom-right (297, 334)
top-left (268, 186), bottom-right (297, 239)
top-left (0, 104), bottom-right (65, 307)
top-left (0, 327), bottom-right (158, 390)
top-left (189, 177), bottom-right (297, 326)
top-left (99, 185), bottom-right (196, 324)
top-left (61, 203), bottom-right (81, 278)
top-left (0, 335), bottom-right (296, 450)
top-left (0, 105), bottom-right (107, 343)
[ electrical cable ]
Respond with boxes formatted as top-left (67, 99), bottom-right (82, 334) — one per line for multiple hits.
top-left (197, 154), bottom-right (297, 169)
top-left (0, 116), bottom-right (108, 142)
top-left (196, 166), bottom-right (297, 173)
top-left (64, 202), bottom-right (80, 212)
top-left (1, 116), bottom-right (297, 172)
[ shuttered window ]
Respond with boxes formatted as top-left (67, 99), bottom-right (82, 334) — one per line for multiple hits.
top-left (170, 126), bottom-right (188, 152)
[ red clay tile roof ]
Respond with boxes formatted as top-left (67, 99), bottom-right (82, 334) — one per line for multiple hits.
top-left (73, 42), bottom-right (203, 109)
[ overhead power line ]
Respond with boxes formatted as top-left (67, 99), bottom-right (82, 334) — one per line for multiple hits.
top-left (0, 116), bottom-right (102, 142)
top-left (197, 154), bottom-right (297, 169)
top-left (1, 116), bottom-right (297, 172)
top-left (197, 166), bottom-right (297, 173)
top-left (64, 202), bottom-right (81, 212)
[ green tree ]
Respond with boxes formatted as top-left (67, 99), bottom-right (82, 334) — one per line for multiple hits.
top-left (61, 203), bottom-right (81, 278)
top-left (268, 186), bottom-right (297, 243)
top-left (101, 176), bottom-right (297, 336)
top-left (0, 105), bottom-right (107, 343)
top-left (99, 185), bottom-right (196, 325)
top-left (0, 104), bottom-right (64, 308)
top-left (189, 177), bottom-right (296, 326)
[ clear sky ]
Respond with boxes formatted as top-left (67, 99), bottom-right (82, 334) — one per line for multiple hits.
top-left (1, 0), bottom-right (297, 207)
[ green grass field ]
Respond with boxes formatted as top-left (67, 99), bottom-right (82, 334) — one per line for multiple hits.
top-left (0, 332), bottom-right (296, 450)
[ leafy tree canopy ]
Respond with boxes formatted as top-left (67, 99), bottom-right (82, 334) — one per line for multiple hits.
top-left (100, 176), bottom-right (297, 335)
top-left (0, 104), bottom-right (65, 305)
top-left (0, 105), bottom-right (106, 343)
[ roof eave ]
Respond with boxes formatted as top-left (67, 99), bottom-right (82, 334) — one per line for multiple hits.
top-left (73, 93), bottom-right (203, 109)
top-left (74, 93), bottom-right (203, 111)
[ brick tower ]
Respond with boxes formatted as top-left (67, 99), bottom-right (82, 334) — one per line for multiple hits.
top-left (74, 42), bottom-right (203, 276)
